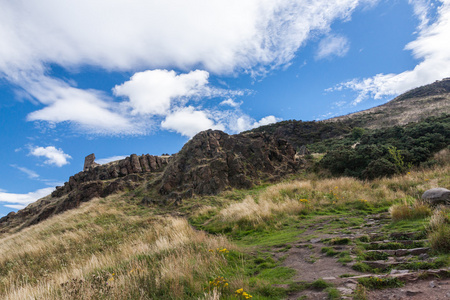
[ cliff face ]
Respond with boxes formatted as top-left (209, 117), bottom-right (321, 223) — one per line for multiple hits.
top-left (159, 130), bottom-right (300, 200)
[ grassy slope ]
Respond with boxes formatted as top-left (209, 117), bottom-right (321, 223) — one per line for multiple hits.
top-left (0, 151), bottom-right (449, 299)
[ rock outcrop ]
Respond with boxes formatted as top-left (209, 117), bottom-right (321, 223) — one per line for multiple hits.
top-left (422, 188), bottom-right (450, 206)
top-left (159, 130), bottom-right (300, 200)
top-left (1, 129), bottom-right (302, 233)
top-left (52, 154), bottom-right (169, 198)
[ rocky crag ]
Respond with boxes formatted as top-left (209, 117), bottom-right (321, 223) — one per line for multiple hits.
top-left (0, 130), bottom-right (301, 233)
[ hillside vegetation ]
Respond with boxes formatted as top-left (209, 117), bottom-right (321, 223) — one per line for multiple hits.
top-left (0, 148), bottom-right (449, 299)
top-left (1, 79), bottom-right (450, 299)
top-left (313, 114), bottom-right (450, 179)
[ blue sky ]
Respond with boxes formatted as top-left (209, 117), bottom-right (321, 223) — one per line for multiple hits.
top-left (1, 0), bottom-right (449, 216)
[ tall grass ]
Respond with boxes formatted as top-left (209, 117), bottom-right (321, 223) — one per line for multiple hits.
top-left (0, 196), bottom-right (239, 299)
top-left (196, 163), bottom-right (450, 233)
top-left (428, 208), bottom-right (450, 253)
top-left (389, 198), bottom-right (432, 221)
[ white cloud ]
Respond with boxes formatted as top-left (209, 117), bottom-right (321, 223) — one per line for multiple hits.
top-left (114, 69), bottom-right (220, 116)
top-left (0, 187), bottom-right (54, 206)
top-left (23, 75), bottom-right (138, 135)
top-left (96, 155), bottom-right (127, 165)
top-left (161, 106), bottom-right (225, 137)
top-left (220, 99), bottom-right (242, 108)
top-left (10, 165), bottom-right (39, 179)
top-left (315, 34), bottom-right (350, 60)
top-left (4, 204), bottom-right (27, 210)
top-left (230, 115), bottom-right (281, 133)
top-left (30, 146), bottom-right (72, 167)
top-left (0, 0), bottom-right (372, 76)
top-left (334, 0), bottom-right (450, 104)
top-left (0, 0), bottom-right (378, 135)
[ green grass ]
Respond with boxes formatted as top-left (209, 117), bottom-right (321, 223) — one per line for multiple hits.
top-left (357, 276), bottom-right (404, 290)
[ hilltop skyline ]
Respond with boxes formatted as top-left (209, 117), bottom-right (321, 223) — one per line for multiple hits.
top-left (1, 0), bottom-right (450, 216)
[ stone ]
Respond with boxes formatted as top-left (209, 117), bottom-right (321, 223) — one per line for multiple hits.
top-left (337, 287), bottom-right (352, 295)
top-left (429, 281), bottom-right (437, 288)
top-left (409, 247), bottom-right (430, 255)
top-left (83, 153), bottom-right (99, 171)
top-left (422, 188), bottom-right (450, 206)
top-left (158, 130), bottom-right (298, 197)
top-left (310, 238), bottom-right (322, 243)
top-left (130, 154), bottom-right (142, 173)
top-left (405, 289), bottom-right (422, 296)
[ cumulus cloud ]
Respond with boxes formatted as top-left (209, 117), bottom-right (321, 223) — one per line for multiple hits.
top-left (161, 107), bottom-right (225, 137)
top-left (315, 34), bottom-right (350, 60)
top-left (0, 187), bottom-right (55, 210)
top-left (30, 146), bottom-right (72, 167)
top-left (22, 75), bottom-right (138, 134)
top-left (114, 69), bottom-right (241, 116)
top-left (333, 0), bottom-right (450, 104)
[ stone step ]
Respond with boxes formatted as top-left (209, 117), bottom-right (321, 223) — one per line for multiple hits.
top-left (366, 247), bottom-right (430, 257)
top-left (362, 260), bottom-right (404, 270)
top-left (348, 268), bottom-right (450, 282)
top-left (365, 239), bottom-right (428, 246)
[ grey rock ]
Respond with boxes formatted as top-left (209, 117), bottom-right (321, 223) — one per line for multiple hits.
top-left (337, 287), bottom-right (352, 295)
top-left (83, 153), bottom-right (99, 171)
top-left (422, 188), bottom-right (450, 206)
top-left (405, 289), bottom-right (422, 296)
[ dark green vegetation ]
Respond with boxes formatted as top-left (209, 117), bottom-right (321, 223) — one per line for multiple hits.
top-left (315, 114), bottom-right (450, 179)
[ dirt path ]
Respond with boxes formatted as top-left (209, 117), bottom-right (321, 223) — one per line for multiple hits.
top-left (266, 213), bottom-right (449, 299)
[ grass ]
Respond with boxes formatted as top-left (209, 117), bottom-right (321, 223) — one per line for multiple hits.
top-left (0, 158), bottom-right (449, 299)
top-left (428, 208), bottom-right (450, 253)
top-left (357, 276), bottom-right (404, 290)
top-left (389, 198), bottom-right (432, 221)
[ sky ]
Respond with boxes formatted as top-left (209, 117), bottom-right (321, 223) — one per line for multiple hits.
top-left (1, 0), bottom-right (450, 216)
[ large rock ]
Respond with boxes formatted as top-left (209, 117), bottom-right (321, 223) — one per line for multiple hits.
top-left (422, 188), bottom-right (450, 206)
top-left (159, 130), bottom-right (300, 198)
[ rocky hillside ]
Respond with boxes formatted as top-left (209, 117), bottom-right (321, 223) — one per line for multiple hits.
top-left (327, 77), bottom-right (450, 128)
top-left (250, 78), bottom-right (450, 150)
top-left (2, 78), bottom-right (450, 233)
top-left (0, 130), bottom-right (300, 233)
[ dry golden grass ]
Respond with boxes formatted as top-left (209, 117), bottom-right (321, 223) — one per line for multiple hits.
top-left (389, 200), bottom-right (432, 221)
top-left (428, 208), bottom-right (450, 252)
top-left (218, 195), bottom-right (305, 226)
top-left (0, 195), bottom-right (237, 300)
top-left (201, 163), bottom-right (450, 232)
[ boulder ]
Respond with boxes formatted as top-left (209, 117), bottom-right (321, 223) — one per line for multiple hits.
top-left (422, 188), bottom-right (450, 206)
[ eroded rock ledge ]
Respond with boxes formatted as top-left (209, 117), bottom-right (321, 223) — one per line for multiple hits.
top-left (52, 153), bottom-right (170, 198)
